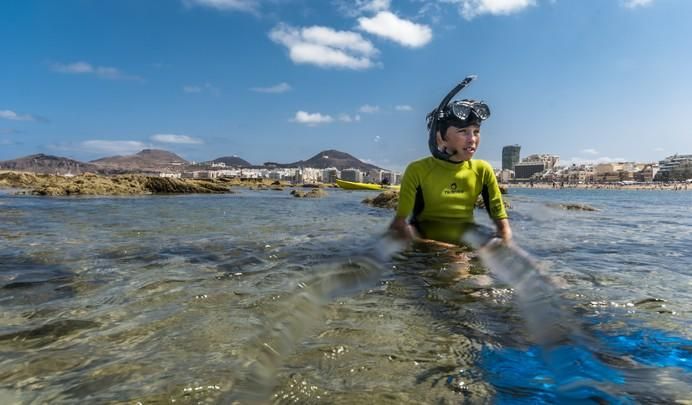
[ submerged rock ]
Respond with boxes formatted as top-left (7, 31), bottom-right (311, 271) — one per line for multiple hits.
top-left (290, 188), bottom-right (327, 198)
top-left (547, 202), bottom-right (599, 212)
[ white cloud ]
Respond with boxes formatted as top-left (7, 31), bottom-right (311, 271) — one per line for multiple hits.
top-left (338, 113), bottom-right (354, 122)
top-left (269, 23), bottom-right (377, 70)
top-left (183, 0), bottom-right (259, 13)
top-left (442, 0), bottom-right (536, 20)
top-left (581, 148), bottom-right (599, 155)
top-left (359, 104), bottom-right (380, 113)
top-left (251, 82), bottom-right (292, 93)
top-left (291, 111), bottom-right (334, 126)
top-left (622, 0), bottom-right (654, 8)
top-left (151, 134), bottom-right (203, 144)
top-left (360, 0), bottom-right (391, 13)
top-left (183, 85), bottom-right (203, 93)
top-left (183, 82), bottom-right (220, 95)
top-left (80, 140), bottom-right (147, 155)
top-left (52, 61), bottom-right (142, 81)
top-left (395, 104), bottom-right (413, 111)
top-left (0, 109), bottom-right (35, 121)
top-left (358, 11), bottom-right (432, 48)
top-left (335, 0), bottom-right (391, 17)
top-left (373, 135), bottom-right (381, 143)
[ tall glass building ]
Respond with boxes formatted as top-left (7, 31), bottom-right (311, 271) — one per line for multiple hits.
top-left (502, 145), bottom-right (521, 171)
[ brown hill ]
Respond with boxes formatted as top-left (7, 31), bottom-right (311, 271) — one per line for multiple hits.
top-left (90, 149), bottom-right (188, 172)
top-left (212, 156), bottom-right (252, 167)
top-left (268, 150), bottom-right (383, 171)
top-left (0, 153), bottom-right (99, 175)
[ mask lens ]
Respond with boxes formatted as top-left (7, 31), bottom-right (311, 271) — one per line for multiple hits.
top-left (473, 103), bottom-right (490, 120)
top-left (451, 103), bottom-right (471, 120)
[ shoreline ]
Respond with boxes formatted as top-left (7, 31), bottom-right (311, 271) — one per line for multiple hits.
top-left (505, 182), bottom-right (690, 192)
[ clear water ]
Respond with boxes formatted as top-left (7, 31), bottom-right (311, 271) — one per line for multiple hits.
top-left (0, 188), bottom-right (690, 403)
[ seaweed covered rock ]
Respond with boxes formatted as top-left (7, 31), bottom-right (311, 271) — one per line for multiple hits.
top-left (547, 202), bottom-right (599, 211)
top-left (143, 177), bottom-right (229, 193)
top-left (290, 188), bottom-right (327, 198)
top-left (1, 171), bottom-right (234, 196)
top-left (362, 190), bottom-right (399, 209)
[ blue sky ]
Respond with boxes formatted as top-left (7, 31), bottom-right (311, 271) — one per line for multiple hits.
top-left (2, 0), bottom-right (691, 171)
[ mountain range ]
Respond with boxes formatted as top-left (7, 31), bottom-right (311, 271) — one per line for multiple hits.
top-left (0, 149), bottom-right (384, 175)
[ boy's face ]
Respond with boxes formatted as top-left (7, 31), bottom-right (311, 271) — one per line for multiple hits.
top-left (437, 124), bottom-right (481, 162)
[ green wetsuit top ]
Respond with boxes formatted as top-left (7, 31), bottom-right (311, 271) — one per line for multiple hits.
top-left (395, 156), bottom-right (508, 244)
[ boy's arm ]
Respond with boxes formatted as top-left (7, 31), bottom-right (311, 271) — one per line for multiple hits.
top-left (494, 218), bottom-right (512, 242)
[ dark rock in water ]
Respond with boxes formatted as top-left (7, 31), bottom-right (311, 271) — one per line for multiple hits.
top-left (143, 177), bottom-right (229, 193)
top-left (0, 319), bottom-right (100, 344)
top-left (547, 202), bottom-right (599, 212)
top-left (362, 190), bottom-right (399, 209)
top-left (290, 188), bottom-right (327, 198)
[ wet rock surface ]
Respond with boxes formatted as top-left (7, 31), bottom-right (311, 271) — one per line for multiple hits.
top-left (0, 171), bottom-right (236, 196)
top-left (362, 191), bottom-right (399, 209)
top-left (547, 202), bottom-right (599, 211)
top-left (290, 188), bottom-right (328, 198)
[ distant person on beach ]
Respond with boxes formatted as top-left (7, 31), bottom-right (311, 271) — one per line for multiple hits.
top-left (389, 80), bottom-right (512, 247)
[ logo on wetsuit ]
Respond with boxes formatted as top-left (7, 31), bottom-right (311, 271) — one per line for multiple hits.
top-left (443, 182), bottom-right (465, 195)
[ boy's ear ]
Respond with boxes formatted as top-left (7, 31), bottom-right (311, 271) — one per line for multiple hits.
top-left (435, 130), bottom-right (446, 149)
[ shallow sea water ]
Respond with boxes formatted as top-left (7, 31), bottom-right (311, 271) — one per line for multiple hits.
top-left (0, 187), bottom-right (690, 404)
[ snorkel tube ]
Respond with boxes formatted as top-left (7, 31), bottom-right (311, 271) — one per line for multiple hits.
top-left (427, 75), bottom-right (477, 162)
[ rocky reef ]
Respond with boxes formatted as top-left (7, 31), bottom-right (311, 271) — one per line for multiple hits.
top-left (290, 188), bottom-right (328, 198)
top-left (362, 191), bottom-right (399, 209)
top-left (0, 171), bottom-right (236, 196)
top-left (547, 202), bottom-right (599, 211)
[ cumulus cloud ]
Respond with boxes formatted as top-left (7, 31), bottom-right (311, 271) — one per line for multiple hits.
top-left (251, 82), bottom-right (292, 93)
top-left (183, 0), bottom-right (259, 13)
top-left (622, 0), bottom-right (654, 8)
top-left (358, 11), bottom-right (432, 48)
top-left (52, 61), bottom-right (142, 81)
top-left (395, 105), bottom-right (413, 111)
top-left (442, 0), bottom-right (536, 20)
top-left (269, 23), bottom-right (378, 69)
top-left (80, 140), bottom-right (147, 155)
top-left (151, 134), bottom-right (203, 144)
top-left (0, 109), bottom-right (35, 121)
top-left (291, 111), bottom-right (334, 126)
top-left (359, 104), bottom-right (380, 113)
top-left (335, 0), bottom-right (391, 17)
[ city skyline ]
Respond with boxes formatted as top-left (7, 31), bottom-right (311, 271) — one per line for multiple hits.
top-left (2, 0), bottom-right (691, 172)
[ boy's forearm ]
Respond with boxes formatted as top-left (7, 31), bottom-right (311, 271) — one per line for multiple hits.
top-left (494, 218), bottom-right (512, 241)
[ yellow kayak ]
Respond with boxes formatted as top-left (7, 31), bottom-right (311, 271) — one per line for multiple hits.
top-left (336, 178), bottom-right (400, 191)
